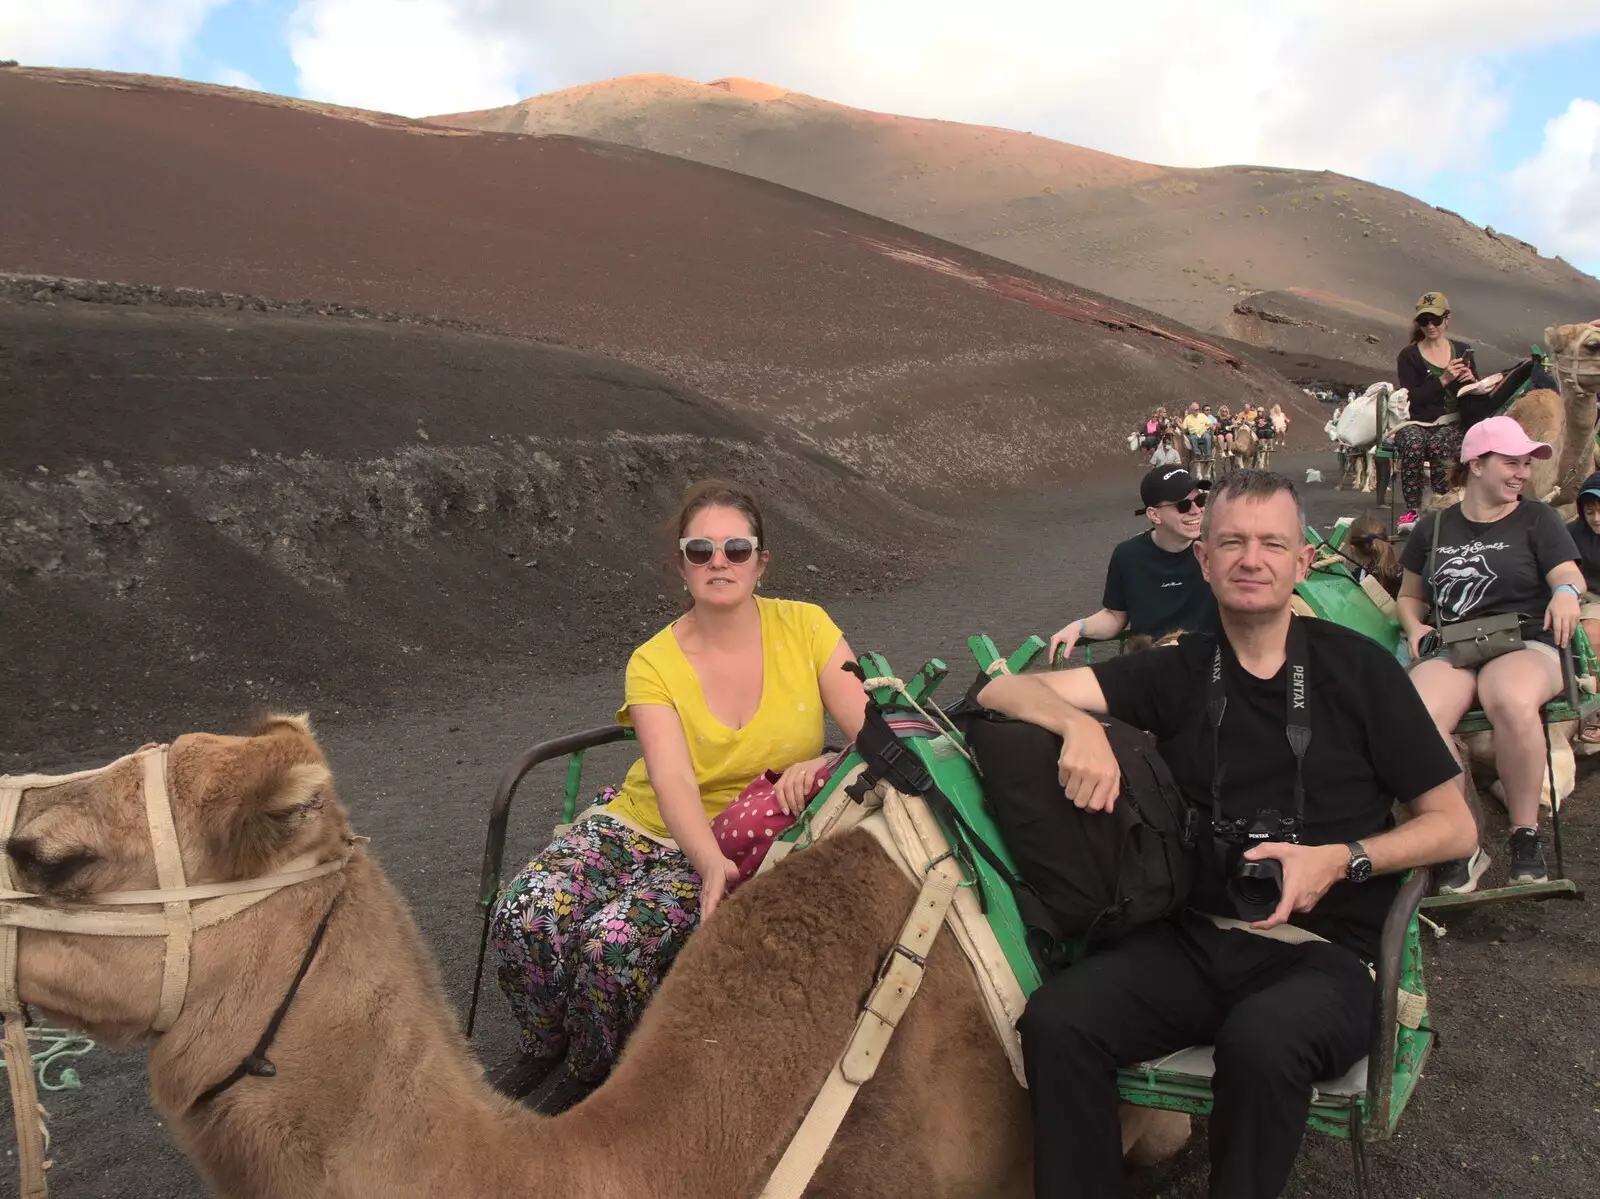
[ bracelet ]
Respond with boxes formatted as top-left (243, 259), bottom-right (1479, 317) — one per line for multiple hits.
top-left (1075, 619), bottom-right (1088, 636)
top-left (1555, 584), bottom-right (1582, 600)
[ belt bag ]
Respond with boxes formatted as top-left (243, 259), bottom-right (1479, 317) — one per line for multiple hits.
top-left (1440, 612), bottom-right (1524, 669)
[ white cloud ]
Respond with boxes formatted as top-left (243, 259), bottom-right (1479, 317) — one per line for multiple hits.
top-left (283, 0), bottom-right (1600, 192)
top-left (288, 0), bottom-right (522, 114)
top-left (0, 0), bottom-right (228, 73)
top-left (1504, 98), bottom-right (1600, 264)
top-left (212, 65), bottom-right (263, 91)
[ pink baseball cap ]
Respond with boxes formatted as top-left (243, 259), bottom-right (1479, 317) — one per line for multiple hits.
top-left (1459, 415), bottom-right (1552, 462)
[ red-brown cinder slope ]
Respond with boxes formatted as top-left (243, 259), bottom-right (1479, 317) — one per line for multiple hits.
top-left (433, 74), bottom-right (1600, 371)
top-left (0, 68), bottom-right (1305, 484)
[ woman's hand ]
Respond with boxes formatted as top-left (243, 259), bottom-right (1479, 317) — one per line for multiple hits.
top-left (773, 754), bottom-right (831, 816)
top-left (1057, 713), bottom-right (1120, 812)
top-left (1446, 357), bottom-right (1476, 385)
top-left (1406, 623), bottom-right (1435, 661)
top-left (1546, 589), bottom-right (1581, 649)
top-left (693, 849), bottom-right (742, 920)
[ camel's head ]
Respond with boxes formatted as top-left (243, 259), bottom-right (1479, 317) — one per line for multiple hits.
top-left (4, 714), bottom-right (352, 1042)
top-left (1547, 323), bottom-right (1600, 393)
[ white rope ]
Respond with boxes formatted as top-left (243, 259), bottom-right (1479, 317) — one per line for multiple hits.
top-left (858, 675), bottom-right (978, 767)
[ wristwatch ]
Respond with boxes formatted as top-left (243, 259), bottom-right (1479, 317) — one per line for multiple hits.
top-left (1344, 842), bottom-right (1373, 884)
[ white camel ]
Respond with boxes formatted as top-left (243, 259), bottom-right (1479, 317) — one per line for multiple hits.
top-left (1333, 383), bottom-right (1410, 492)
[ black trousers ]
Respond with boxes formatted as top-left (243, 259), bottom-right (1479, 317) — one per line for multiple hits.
top-left (1019, 912), bottom-right (1373, 1199)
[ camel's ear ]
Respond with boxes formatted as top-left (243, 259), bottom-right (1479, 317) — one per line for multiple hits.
top-left (1545, 326), bottom-right (1558, 350)
top-left (206, 756), bottom-right (333, 880)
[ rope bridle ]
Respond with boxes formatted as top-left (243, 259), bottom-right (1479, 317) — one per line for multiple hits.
top-left (0, 744), bottom-right (358, 1198)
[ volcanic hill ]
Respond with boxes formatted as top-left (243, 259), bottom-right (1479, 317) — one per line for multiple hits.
top-left (0, 67), bottom-right (1303, 488)
top-left (432, 74), bottom-right (1600, 371)
top-left (0, 67), bottom-right (1309, 751)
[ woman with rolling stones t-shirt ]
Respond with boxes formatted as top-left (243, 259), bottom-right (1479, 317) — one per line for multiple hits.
top-left (1397, 416), bottom-right (1584, 894)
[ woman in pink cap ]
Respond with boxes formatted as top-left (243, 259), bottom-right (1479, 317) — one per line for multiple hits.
top-left (1395, 416), bottom-right (1584, 892)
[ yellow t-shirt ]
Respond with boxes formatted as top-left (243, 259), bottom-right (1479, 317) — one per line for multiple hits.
top-left (606, 597), bottom-right (844, 838)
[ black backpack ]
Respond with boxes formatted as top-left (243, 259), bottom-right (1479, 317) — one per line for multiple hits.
top-left (957, 700), bottom-right (1196, 946)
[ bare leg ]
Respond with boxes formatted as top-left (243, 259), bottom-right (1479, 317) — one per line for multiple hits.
top-left (1476, 649), bottom-right (1564, 829)
top-left (1407, 656), bottom-right (1482, 804)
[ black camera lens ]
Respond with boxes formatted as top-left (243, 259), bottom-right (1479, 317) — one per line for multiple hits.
top-left (1228, 858), bottom-right (1283, 921)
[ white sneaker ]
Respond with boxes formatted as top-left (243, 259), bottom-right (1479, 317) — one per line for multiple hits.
top-left (1435, 848), bottom-right (1490, 895)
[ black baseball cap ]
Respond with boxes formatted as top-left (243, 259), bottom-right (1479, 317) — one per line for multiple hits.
top-left (1137, 466), bottom-right (1211, 515)
top-left (1579, 471), bottom-right (1600, 503)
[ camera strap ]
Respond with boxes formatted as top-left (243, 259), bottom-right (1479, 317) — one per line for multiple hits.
top-left (1205, 615), bottom-right (1312, 836)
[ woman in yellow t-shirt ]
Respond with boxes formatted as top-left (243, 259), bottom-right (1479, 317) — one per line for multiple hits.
top-left (490, 479), bottom-right (867, 1101)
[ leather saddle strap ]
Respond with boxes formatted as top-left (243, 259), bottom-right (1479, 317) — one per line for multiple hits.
top-left (759, 852), bottom-right (962, 1199)
top-left (142, 750), bottom-right (193, 1033)
top-left (0, 782), bottom-right (49, 1198)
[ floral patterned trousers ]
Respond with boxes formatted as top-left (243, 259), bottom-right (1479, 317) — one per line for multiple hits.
top-left (490, 812), bottom-right (702, 1082)
top-left (1394, 422), bottom-right (1464, 510)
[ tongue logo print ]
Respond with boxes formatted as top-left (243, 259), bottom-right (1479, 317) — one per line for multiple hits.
top-left (1432, 550), bottom-right (1499, 620)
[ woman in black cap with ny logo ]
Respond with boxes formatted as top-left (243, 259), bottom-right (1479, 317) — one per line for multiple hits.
top-left (1048, 466), bottom-right (1220, 664)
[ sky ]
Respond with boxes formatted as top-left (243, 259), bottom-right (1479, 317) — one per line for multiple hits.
top-left (6, 0), bottom-right (1600, 276)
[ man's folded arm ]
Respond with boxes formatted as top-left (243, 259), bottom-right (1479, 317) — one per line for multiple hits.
top-left (1361, 777), bottom-right (1478, 876)
top-left (977, 668), bottom-right (1109, 734)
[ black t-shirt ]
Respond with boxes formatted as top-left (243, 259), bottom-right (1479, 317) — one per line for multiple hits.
top-left (1565, 515), bottom-right (1600, 594)
top-left (1091, 619), bottom-right (1459, 961)
top-left (1400, 502), bottom-right (1578, 631)
top-left (1102, 532), bottom-right (1219, 638)
top-left (1396, 340), bottom-right (1476, 424)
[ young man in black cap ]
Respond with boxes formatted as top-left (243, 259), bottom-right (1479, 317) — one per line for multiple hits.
top-left (1049, 465), bottom-right (1220, 664)
top-left (985, 470), bottom-right (1475, 1199)
top-left (1568, 470), bottom-right (1600, 743)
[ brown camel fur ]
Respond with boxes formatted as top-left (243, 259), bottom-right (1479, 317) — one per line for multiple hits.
top-left (6, 718), bottom-right (1186, 1198)
top-left (1490, 323), bottom-right (1599, 506)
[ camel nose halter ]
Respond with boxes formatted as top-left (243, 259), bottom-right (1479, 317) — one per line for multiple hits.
top-left (0, 745), bottom-right (355, 1199)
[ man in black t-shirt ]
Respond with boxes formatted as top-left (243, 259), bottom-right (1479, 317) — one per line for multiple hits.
top-left (983, 470), bottom-right (1474, 1199)
top-left (1048, 466), bottom-right (1220, 663)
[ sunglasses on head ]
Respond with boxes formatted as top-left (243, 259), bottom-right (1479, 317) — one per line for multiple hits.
top-left (1416, 313), bottom-right (1444, 327)
top-left (679, 536), bottom-right (760, 566)
top-left (1161, 494), bottom-right (1206, 514)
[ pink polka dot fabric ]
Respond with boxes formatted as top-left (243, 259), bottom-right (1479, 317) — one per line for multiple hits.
top-left (710, 759), bottom-right (838, 887)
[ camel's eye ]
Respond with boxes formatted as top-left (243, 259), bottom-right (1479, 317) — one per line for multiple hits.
top-left (5, 838), bottom-right (101, 894)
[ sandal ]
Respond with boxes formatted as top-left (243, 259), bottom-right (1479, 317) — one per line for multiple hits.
top-left (1580, 723), bottom-right (1600, 745)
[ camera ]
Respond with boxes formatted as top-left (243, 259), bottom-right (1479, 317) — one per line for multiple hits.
top-left (1212, 809), bottom-right (1301, 921)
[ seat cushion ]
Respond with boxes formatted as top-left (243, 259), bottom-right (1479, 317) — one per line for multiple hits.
top-left (1124, 1046), bottom-right (1368, 1099)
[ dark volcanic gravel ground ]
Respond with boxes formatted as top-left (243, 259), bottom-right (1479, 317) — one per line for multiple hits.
top-left (7, 452), bottom-right (1598, 1199)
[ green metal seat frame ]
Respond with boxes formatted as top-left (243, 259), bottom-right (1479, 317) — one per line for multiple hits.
top-left (464, 635), bottom-right (1436, 1196)
top-left (1298, 516), bottom-right (1592, 910)
top-left (1422, 630), bottom-right (1595, 911)
top-left (971, 635), bottom-right (1434, 1196)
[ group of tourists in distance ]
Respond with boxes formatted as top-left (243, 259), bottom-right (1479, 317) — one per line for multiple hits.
top-left (1137, 401), bottom-right (1287, 466)
top-left (483, 304), bottom-right (1600, 1198)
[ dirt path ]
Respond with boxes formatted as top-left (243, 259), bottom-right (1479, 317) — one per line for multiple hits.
top-left (14, 452), bottom-right (1599, 1198)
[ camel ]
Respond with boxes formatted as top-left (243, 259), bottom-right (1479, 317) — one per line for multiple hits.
top-left (3, 717), bottom-right (1188, 1198)
top-left (1333, 384), bottom-right (1410, 493)
top-left (1227, 421), bottom-right (1255, 474)
top-left (1507, 322), bottom-right (1600, 506)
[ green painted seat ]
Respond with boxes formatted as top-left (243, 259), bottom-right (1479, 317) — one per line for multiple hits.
top-left (916, 636), bottom-right (1433, 1196)
top-left (466, 636), bottom-right (1436, 1197)
top-left (1424, 630), bottom-right (1595, 911)
top-left (1295, 519), bottom-right (1590, 910)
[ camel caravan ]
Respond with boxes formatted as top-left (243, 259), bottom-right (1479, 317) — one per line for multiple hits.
top-left (1329, 322), bottom-right (1600, 507)
top-left (2, 321), bottom-right (1598, 1199)
top-left (1309, 321), bottom-right (1600, 835)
